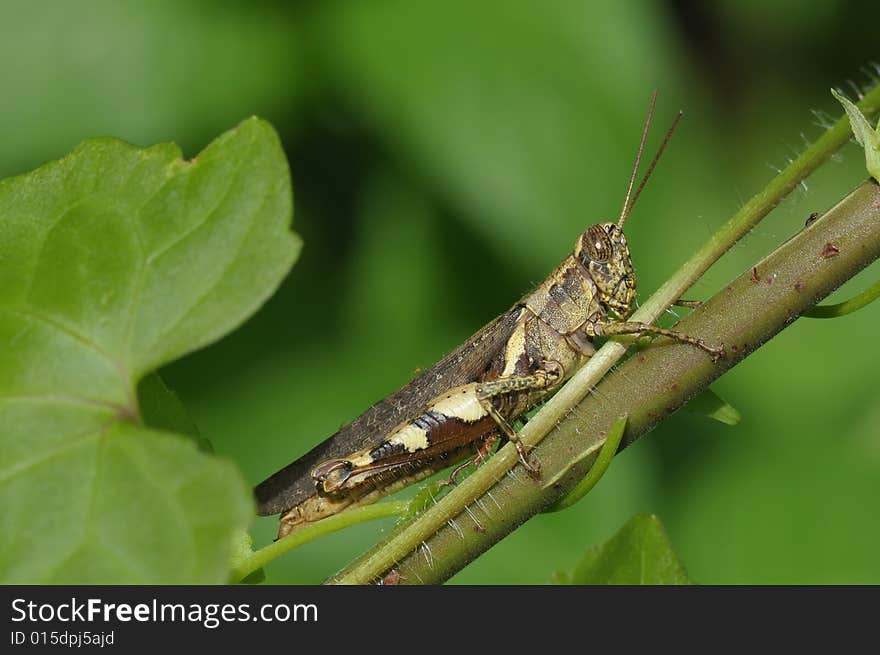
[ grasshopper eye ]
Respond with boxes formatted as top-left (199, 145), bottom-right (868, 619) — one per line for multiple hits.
top-left (581, 225), bottom-right (613, 263)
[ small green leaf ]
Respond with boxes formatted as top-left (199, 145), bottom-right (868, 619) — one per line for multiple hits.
top-left (0, 118), bottom-right (300, 583)
top-left (685, 388), bottom-right (742, 426)
top-left (565, 514), bottom-right (691, 585)
top-left (831, 88), bottom-right (880, 183)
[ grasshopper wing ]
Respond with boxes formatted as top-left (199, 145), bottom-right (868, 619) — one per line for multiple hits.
top-left (254, 307), bottom-right (521, 515)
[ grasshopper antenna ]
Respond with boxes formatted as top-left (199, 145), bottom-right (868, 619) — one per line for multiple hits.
top-left (618, 90), bottom-right (683, 228)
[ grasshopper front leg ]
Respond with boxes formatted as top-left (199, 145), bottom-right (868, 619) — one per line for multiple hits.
top-left (595, 320), bottom-right (725, 361)
top-left (475, 362), bottom-right (563, 477)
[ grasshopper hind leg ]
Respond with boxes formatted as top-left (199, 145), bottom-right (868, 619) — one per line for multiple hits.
top-left (446, 433), bottom-right (500, 486)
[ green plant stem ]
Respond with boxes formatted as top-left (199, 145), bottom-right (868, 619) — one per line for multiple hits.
top-left (329, 85), bottom-right (880, 585)
top-left (803, 278), bottom-right (880, 317)
top-left (231, 500), bottom-right (408, 583)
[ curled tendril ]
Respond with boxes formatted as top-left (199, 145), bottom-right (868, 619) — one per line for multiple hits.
top-left (543, 415), bottom-right (628, 513)
top-left (804, 279), bottom-right (880, 318)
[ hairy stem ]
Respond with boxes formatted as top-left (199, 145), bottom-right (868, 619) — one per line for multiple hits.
top-left (329, 85), bottom-right (880, 585)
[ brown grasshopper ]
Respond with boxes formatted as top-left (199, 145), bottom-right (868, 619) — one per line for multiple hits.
top-left (255, 92), bottom-right (723, 539)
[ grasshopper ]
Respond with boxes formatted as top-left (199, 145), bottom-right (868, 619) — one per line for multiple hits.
top-left (255, 92), bottom-right (724, 539)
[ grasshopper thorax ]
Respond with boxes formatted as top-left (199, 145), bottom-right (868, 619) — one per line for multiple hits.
top-left (574, 222), bottom-right (636, 318)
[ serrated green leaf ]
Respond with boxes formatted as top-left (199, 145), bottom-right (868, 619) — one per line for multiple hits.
top-left (0, 118), bottom-right (300, 583)
top-left (0, 1), bottom-right (302, 179)
top-left (831, 88), bottom-right (880, 182)
top-left (685, 388), bottom-right (742, 426)
top-left (566, 514), bottom-right (691, 585)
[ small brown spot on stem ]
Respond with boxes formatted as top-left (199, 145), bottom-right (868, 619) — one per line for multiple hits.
top-left (794, 281), bottom-right (804, 292)
top-left (380, 569), bottom-right (401, 585)
top-left (805, 212), bottom-right (819, 226)
top-left (821, 242), bottom-right (840, 258)
top-left (750, 267), bottom-right (761, 283)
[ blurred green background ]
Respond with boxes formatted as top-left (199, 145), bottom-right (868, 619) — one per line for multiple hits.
top-left (3, 0), bottom-right (877, 584)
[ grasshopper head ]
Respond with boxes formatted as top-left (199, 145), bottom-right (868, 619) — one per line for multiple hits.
top-left (571, 91), bottom-right (679, 320)
top-left (574, 222), bottom-right (636, 318)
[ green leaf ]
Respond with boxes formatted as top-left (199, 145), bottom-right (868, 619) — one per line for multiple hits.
top-left (229, 531), bottom-right (265, 585)
top-left (0, 118), bottom-right (300, 583)
top-left (137, 373), bottom-right (211, 452)
top-left (831, 88), bottom-right (880, 182)
top-left (0, 1), bottom-right (302, 179)
top-left (685, 388), bottom-right (742, 426)
top-left (565, 514), bottom-right (691, 584)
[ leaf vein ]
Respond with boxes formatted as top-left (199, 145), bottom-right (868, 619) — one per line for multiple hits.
top-left (0, 422), bottom-right (111, 485)
top-left (147, 158), bottom-right (270, 361)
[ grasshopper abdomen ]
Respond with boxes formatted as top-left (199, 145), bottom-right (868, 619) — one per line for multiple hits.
top-left (312, 383), bottom-right (498, 495)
